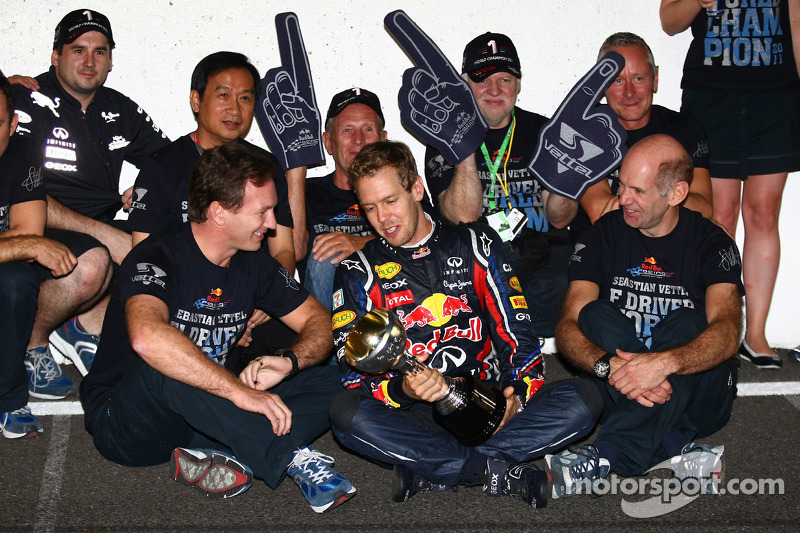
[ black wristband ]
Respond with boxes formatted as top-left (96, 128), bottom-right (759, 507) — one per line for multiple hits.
top-left (275, 348), bottom-right (299, 379)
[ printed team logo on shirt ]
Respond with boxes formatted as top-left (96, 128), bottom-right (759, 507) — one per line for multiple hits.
top-left (29, 91), bottom-right (61, 117)
top-left (108, 135), bottom-right (131, 151)
top-left (194, 287), bottom-right (230, 311)
top-left (331, 204), bottom-right (365, 223)
top-left (509, 276), bottom-right (522, 292)
top-left (332, 310), bottom-right (356, 329)
top-left (132, 263), bottom-right (167, 287)
top-left (510, 295), bottom-right (528, 309)
top-left (375, 262), bottom-right (402, 279)
top-left (22, 166), bottom-right (44, 191)
top-left (101, 111), bottom-right (120, 123)
top-left (627, 257), bottom-right (674, 279)
top-left (130, 188), bottom-right (148, 211)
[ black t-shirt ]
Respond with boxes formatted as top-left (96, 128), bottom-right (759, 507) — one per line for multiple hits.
top-left (571, 105), bottom-right (709, 241)
top-left (0, 135), bottom-right (45, 232)
top-left (569, 207), bottom-right (744, 346)
top-left (12, 67), bottom-right (170, 222)
top-left (425, 107), bottom-right (568, 240)
top-left (127, 134), bottom-right (293, 235)
top-left (681, 0), bottom-right (800, 92)
top-left (80, 224), bottom-right (308, 429)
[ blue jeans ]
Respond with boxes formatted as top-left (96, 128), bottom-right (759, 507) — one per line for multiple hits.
top-left (304, 257), bottom-right (337, 312)
top-left (87, 359), bottom-right (341, 488)
top-left (579, 300), bottom-right (738, 476)
top-left (329, 378), bottom-right (601, 486)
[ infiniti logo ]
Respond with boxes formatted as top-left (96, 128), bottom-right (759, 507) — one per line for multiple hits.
top-left (52, 127), bottom-right (69, 140)
top-left (447, 257), bottom-right (463, 268)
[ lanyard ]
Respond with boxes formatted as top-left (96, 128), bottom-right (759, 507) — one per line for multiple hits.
top-left (480, 109), bottom-right (515, 211)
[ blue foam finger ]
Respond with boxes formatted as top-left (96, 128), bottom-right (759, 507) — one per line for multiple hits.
top-left (529, 52), bottom-right (628, 200)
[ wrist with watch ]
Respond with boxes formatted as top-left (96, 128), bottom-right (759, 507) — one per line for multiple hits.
top-left (275, 348), bottom-right (299, 379)
top-left (593, 352), bottom-right (614, 380)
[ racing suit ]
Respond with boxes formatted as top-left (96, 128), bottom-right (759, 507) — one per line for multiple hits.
top-left (329, 220), bottom-right (600, 485)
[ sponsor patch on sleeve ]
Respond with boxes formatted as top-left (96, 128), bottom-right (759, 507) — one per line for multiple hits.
top-left (509, 276), bottom-right (522, 292)
top-left (332, 310), bottom-right (356, 329)
top-left (332, 289), bottom-right (344, 310)
top-left (510, 295), bottom-right (528, 309)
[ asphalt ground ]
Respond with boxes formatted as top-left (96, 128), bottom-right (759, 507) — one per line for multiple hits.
top-left (3, 349), bottom-right (799, 532)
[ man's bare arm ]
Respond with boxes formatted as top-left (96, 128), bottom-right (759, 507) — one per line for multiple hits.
top-left (46, 195), bottom-right (132, 264)
top-left (579, 180), bottom-right (618, 224)
top-left (278, 294), bottom-right (334, 367)
top-left (285, 166), bottom-right (309, 263)
top-left (684, 167), bottom-right (713, 218)
top-left (437, 154), bottom-right (483, 224)
top-left (310, 232), bottom-right (375, 264)
top-left (543, 189), bottom-right (579, 229)
top-left (268, 224), bottom-right (296, 274)
top-left (555, 280), bottom-right (613, 371)
top-left (126, 294), bottom-right (293, 434)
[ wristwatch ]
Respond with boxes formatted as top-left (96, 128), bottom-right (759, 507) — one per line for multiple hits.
top-left (275, 348), bottom-right (299, 379)
top-left (593, 352), bottom-right (614, 380)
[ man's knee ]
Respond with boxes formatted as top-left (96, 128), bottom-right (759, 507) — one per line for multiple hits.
top-left (73, 246), bottom-right (113, 299)
top-left (328, 388), bottom-right (366, 434)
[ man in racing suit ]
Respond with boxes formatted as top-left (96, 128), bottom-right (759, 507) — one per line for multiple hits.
top-left (328, 141), bottom-right (600, 507)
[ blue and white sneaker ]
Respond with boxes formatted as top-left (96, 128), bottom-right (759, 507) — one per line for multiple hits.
top-left (671, 443), bottom-right (725, 495)
top-left (170, 448), bottom-right (253, 499)
top-left (544, 445), bottom-right (610, 499)
top-left (789, 345), bottom-right (800, 363)
top-left (287, 447), bottom-right (356, 513)
top-left (1, 405), bottom-right (43, 439)
top-left (24, 346), bottom-right (77, 400)
top-left (49, 316), bottom-right (99, 376)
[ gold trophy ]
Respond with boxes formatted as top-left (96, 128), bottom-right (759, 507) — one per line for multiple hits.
top-left (344, 307), bottom-right (506, 446)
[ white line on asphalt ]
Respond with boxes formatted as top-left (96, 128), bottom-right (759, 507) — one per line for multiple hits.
top-left (34, 415), bottom-right (70, 533)
top-left (736, 382), bottom-right (800, 396)
top-left (28, 381), bottom-right (800, 416)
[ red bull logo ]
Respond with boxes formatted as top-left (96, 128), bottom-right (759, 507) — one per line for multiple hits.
top-left (643, 257), bottom-right (656, 265)
top-left (396, 293), bottom-right (472, 329)
top-left (207, 288), bottom-right (223, 303)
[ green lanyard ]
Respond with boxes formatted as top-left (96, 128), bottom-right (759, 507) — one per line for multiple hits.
top-left (480, 109), bottom-right (515, 211)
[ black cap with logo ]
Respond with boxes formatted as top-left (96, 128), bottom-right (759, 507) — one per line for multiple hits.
top-left (462, 32), bottom-right (521, 82)
top-left (326, 87), bottom-right (384, 123)
top-left (53, 9), bottom-right (115, 50)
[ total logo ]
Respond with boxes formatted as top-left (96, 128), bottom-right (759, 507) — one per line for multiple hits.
top-left (397, 293), bottom-right (472, 329)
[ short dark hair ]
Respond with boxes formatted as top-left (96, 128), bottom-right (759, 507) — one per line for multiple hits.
top-left (348, 141), bottom-right (418, 193)
top-left (0, 70), bottom-right (15, 120)
top-left (190, 51), bottom-right (260, 110)
top-left (598, 32), bottom-right (657, 79)
top-left (188, 143), bottom-right (275, 223)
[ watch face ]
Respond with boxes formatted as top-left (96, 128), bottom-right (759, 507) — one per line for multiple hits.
top-left (594, 359), bottom-right (610, 379)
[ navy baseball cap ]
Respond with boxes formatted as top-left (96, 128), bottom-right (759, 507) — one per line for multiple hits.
top-left (53, 9), bottom-right (115, 50)
top-left (326, 88), bottom-right (384, 123)
top-left (462, 32), bottom-right (521, 82)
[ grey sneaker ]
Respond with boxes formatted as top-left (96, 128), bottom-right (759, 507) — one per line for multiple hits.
top-left (544, 445), bottom-right (610, 499)
top-left (670, 443), bottom-right (725, 495)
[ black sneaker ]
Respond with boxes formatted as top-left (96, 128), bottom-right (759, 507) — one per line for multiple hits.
top-left (739, 341), bottom-right (782, 369)
top-left (789, 345), bottom-right (800, 363)
top-left (484, 458), bottom-right (547, 508)
top-left (391, 464), bottom-right (451, 502)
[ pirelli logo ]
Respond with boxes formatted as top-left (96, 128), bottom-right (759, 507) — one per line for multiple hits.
top-left (510, 295), bottom-right (528, 309)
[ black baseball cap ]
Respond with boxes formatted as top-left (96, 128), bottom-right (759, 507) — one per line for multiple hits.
top-left (53, 9), bottom-right (115, 50)
top-left (462, 32), bottom-right (521, 82)
top-left (326, 88), bottom-right (384, 123)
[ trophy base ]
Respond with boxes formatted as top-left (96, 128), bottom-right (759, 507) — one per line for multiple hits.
top-left (433, 373), bottom-right (506, 447)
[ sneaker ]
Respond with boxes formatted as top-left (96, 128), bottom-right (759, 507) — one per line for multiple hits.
top-left (49, 316), bottom-right (99, 376)
top-left (738, 341), bottom-right (782, 369)
top-left (392, 464), bottom-right (451, 502)
top-left (789, 345), bottom-right (800, 362)
top-left (170, 448), bottom-right (253, 498)
top-left (670, 443), bottom-right (725, 495)
top-left (24, 346), bottom-right (77, 399)
top-left (484, 458), bottom-right (547, 508)
top-left (287, 446), bottom-right (356, 513)
top-left (544, 445), bottom-right (610, 499)
top-left (1, 405), bottom-right (43, 439)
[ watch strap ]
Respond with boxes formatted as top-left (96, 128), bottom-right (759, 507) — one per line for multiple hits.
top-left (275, 348), bottom-right (299, 379)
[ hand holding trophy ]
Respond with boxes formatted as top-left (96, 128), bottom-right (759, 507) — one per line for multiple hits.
top-left (344, 307), bottom-right (506, 446)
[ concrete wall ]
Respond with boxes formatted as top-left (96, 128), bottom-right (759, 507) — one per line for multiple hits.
top-left (2, 0), bottom-right (798, 346)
